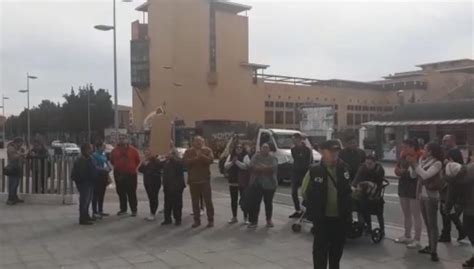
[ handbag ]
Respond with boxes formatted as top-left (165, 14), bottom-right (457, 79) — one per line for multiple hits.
top-left (4, 164), bottom-right (20, 177)
top-left (240, 182), bottom-right (261, 213)
top-left (423, 172), bottom-right (446, 191)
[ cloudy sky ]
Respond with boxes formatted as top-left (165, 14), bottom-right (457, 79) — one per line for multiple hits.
top-left (1, 0), bottom-right (472, 115)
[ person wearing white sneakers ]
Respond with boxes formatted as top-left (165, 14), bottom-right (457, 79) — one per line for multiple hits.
top-left (224, 143), bottom-right (251, 224)
top-left (394, 139), bottom-right (423, 248)
top-left (138, 148), bottom-right (163, 222)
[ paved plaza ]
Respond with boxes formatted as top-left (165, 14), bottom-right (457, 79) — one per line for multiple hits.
top-left (0, 178), bottom-right (471, 269)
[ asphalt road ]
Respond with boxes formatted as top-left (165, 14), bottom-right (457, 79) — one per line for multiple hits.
top-left (207, 163), bottom-right (406, 232)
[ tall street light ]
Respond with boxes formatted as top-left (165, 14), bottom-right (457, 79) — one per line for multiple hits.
top-left (94, 0), bottom-right (133, 143)
top-left (19, 73), bottom-right (38, 146)
top-left (0, 95), bottom-right (9, 144)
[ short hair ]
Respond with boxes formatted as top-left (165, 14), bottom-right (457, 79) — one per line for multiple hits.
top-left (95, 141), bottom-right (104, 149)
top-left (402, 139), bottom-right (420, 151)
top-left (366, 155), bottom-right (377, 162)
top-left (293, 133), bottom-right (303, 139)
top-left (12, 137), bottom-right (24, 144)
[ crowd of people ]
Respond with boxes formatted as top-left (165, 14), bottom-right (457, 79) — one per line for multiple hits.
top-left (4, 132), bottom-right (474, 269)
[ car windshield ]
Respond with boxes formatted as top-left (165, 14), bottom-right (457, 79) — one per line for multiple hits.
top-left (64, 143), bottom-right (77, 148)
top-left (273, 133), bottom-right (296, 149)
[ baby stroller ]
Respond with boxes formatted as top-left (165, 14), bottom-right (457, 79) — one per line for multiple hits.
top-left (348, 179), bottom-right (389, 244)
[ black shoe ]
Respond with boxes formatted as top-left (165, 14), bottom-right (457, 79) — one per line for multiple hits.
top-left (87, 216), bottom-right (97, 221)
top-left (462, 257), bottom-right (474, 268)
top-left (175, 220), bottom-right (182, 226)
top-left (418, 246), bottom-right (431, 254)
top-left (6, 200), bottom-right (16, 205)
top-left (100, 212), bottom-right (110, 217)
top-left (438, 235), bottom-right (451, 243)
top-left (457, 231), bottom-right (467, 242)
top-left (14, 198), bottom-right (24, 203)
top-left (131, 212), bottom-right (137, 217)
top-left (117, 211), bottom-right (128, 216)
top-left (289, 211), bottom-right (303, 219)
top-left (79, 220), bottom-right (94, 225)
top-left (161, 221), bottom-right (172, 226)
top-left (430, 253), bottom-right (439, 262)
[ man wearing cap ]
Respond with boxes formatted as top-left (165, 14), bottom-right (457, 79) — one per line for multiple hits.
top-left (302, 140), bottom-right (352, 269)
top-left (289, 133), bottom-right (312, 219)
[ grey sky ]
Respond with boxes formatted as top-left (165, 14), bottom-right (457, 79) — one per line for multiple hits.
top-left (1, 0), bottom-right (472, 116)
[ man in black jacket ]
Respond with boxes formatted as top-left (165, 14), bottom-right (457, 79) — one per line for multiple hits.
top-left (339, 136), bottom-right (366, 183)
top-left (289, 133), bottom-right (312, 218)
top-left (71, 143), bottom-right (97, 225)
top-left (302, 140), bottom-right (352, 269)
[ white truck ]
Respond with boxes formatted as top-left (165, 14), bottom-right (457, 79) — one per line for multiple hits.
top-left (256, 128), bottom-right (321, 184)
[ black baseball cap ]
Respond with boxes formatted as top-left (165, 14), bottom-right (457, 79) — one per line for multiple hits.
top-left (319, 140), bottom-right (342, 151)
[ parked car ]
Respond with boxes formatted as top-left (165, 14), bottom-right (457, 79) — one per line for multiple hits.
top-left (61, 143), bottom-right (80, 156)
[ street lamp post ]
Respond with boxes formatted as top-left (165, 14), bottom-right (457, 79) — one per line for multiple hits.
top-left (19, 73), bottom-right (37, 146)
top-left (94, 0), bottom-right (133, 142)
top-left (1, 95), bottom-right (9, 143)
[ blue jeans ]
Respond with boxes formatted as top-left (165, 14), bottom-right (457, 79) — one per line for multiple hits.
top-left (76, 182), bottom-right (93, 221)
top-left (8, 176), bottom-right (20, 201)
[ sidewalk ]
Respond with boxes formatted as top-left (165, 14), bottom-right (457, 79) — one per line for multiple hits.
top-left (0, 190), bottom-right (470, 269)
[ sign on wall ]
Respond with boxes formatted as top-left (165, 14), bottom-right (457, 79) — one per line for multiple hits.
top-left (300, 105), bottom-right (335, 136)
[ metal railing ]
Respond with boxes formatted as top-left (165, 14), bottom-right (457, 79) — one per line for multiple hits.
top-left (0, 156), bottom-right (77, 196)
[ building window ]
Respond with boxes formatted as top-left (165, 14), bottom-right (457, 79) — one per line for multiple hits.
top-left (276, 102), bottom-right (284, 108)
top-left (355, 106), bottom-right (361, 111)
top-left (362, 106), bottom-right (368, 111)
top-left (376, 107), bottom-right (383, 112)
top-left (347, 113), bottom-right (354, 125)
top-left (370, 106), bottom-right (376, 111)
top-left (285, 102), bottom-right (294, 108)
top-left (355, 114), bottom-right (362, 125)
top-left (295, 110), bottom-right (300, 123)
top-left (265, 101), bottom-right (274, 107)
top-left (265, 111), bottom-right (274, 124)
top-left (362, 114), bottom-right (368, 122)
top-left (285, 111), bottom-right (294, 124)
top-left (334, 112), bottom-right (338, 126)
top-left (275, 111), bottom-right (284, 124)
top-left (347, 105), bottom-right (354, 111)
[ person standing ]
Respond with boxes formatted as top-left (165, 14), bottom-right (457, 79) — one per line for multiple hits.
top-left (408, 142), bottom-right (444, 262)
top-left (289, 133), bottom-right (312, 219)
top-left (183, 136), bottom-right (215, 228)
top-left (71, 143), bottom-right (97, 225)
top-left (247, 143), bottom-right (278, 228)
top-left (110, 135), bottom-right (141, 217)
top-left (439, 134), bottom-right (465, 242)
top-left (224, 143), bottom-right (251, 224)
top-left (339, 135), bottom-right (366, 183)
top-left (302, 140), bottom-right (352, 269)
top-left (91, 142), bottom-right (111, 219)
top-left (27, 139), bottom-right (49, 194)
top-left (138, 148), bottom-right (163, 221)
top-left (6, 138), bottom-right (25, 205)
top-left (161, 149), bottom-right (186, 226)
top-left (444, 158), bottom-right (474, 268)
top-left (394, 139), bottom-right (423, 248)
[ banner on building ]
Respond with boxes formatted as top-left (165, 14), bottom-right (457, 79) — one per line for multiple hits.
top-left (299, 105), bottom-right (335, 137)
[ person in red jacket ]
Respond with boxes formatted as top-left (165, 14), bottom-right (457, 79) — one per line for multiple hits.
top-left (110, 135), bottom-right (141, 216)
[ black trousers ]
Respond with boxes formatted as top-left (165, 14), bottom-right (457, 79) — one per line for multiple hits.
top-left (248, 189), bottom-right (275, 224)
top-left (144, 179), bottom-right (161, 215)
top-left (313, 217), bottom-right (347, 269)
top-left (164, 189), bottom-right (184, 222)
top-left (357, 199), bottom-right (385, 233)
top-left (114, 172), bottom-right (138, 213)
top-left (92, 174), bottom-right (108, 214)
top-left (464, 214), bottom-right (474, 246)
top-left (229, 185), bottom-right (248, 219)
top-left (440, 201), bottom-right (464, 237)
top-left (76, 182), bottom-right (93, 222)
top-left (291, 170), bottom-right (307, 211)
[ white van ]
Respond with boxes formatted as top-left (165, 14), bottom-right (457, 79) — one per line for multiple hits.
top-left (256, 128), bottom-right (321, 183)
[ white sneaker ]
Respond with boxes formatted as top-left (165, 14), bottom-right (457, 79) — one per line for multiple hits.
top-left (200, 210), bottom-right (205, 216)
top-left (228, 217), bottom-right (238, 224)
top-left (145, 215), bottom-right (156, 222)
top-left (394, 236), bottom-right (412, 244)
top-left (407, 240), bottom-right (421, 249)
